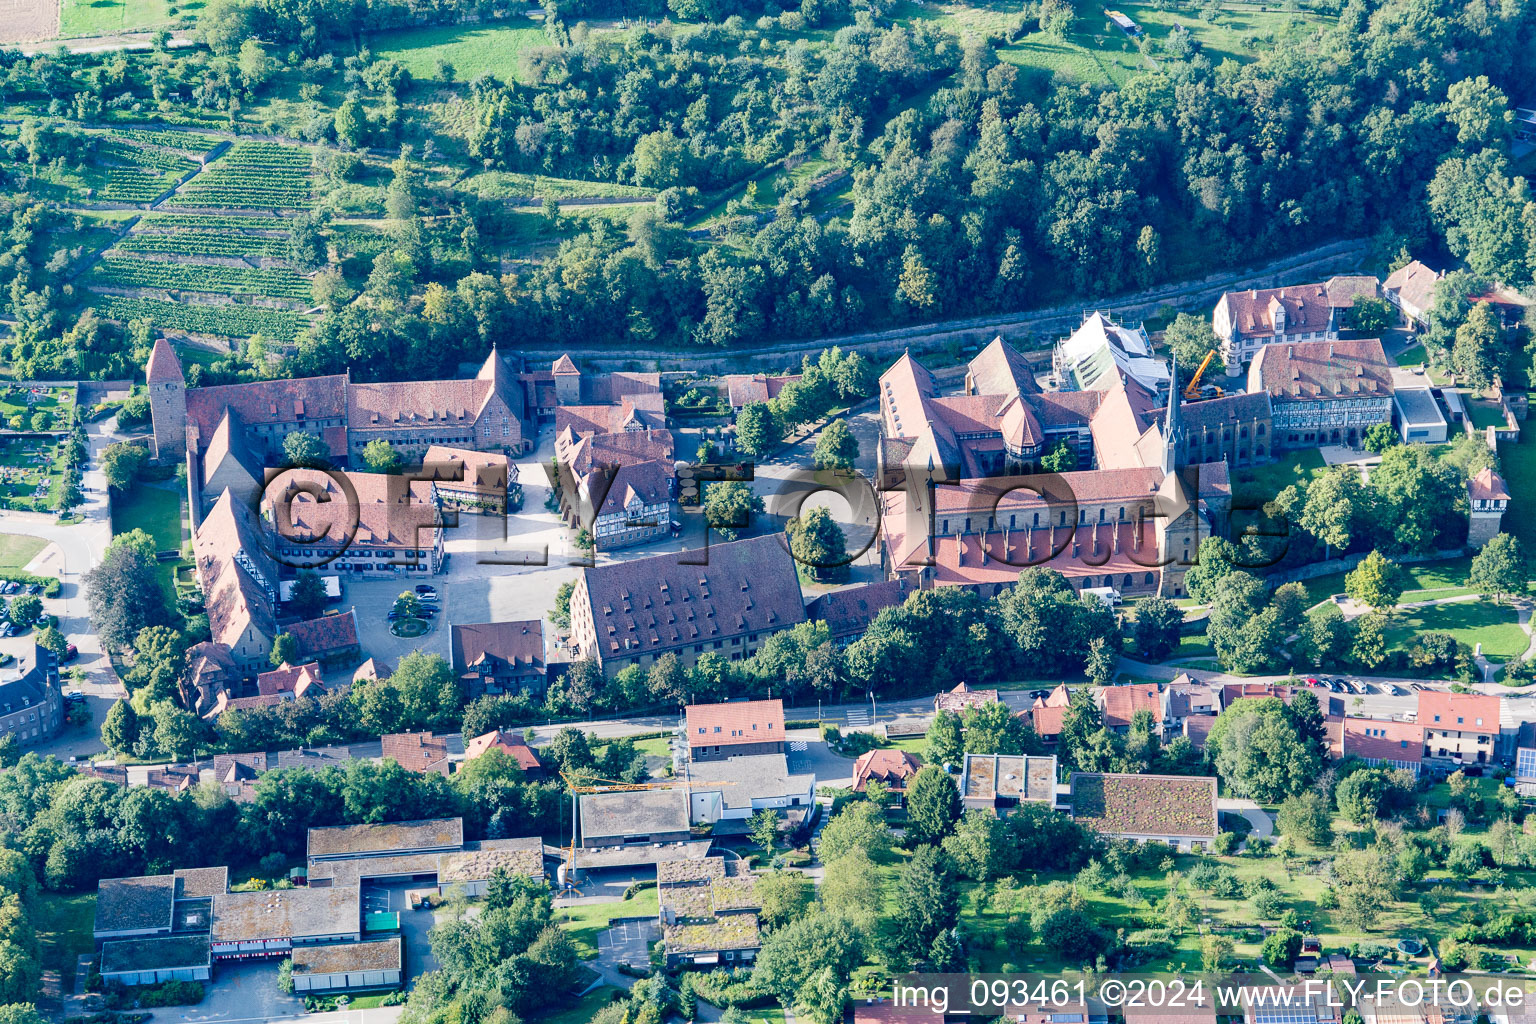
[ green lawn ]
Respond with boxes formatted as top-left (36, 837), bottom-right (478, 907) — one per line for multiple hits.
top-left (1231, 448), bottom-right (1328, 508)
top-left (532, 987), bottom-right (626, 1024)
top-left (0, 533), bottom-right (47, 570)
top-left (110, 483), bottom-right (182, 553)
top-left (1301, 556), bottom-right (1477, 609)
top-left (1396, 343), bottom-right (1427, 367)
top-left (1499, 433), bottom-right (1536, 556)
top-left (1380, 600), bottom-right (1528, 660)
top-left (33, 891), bottom-right (97, 991)
top-left (991, 1), bottom-right (1325, 88)
top-left (59, 0), bottom-right (185, 37)
top-left (556, 886), bottom-right (660, 958)
top-left (368, 20), bottom-right (551, 84)
top-left (1466, 397), bottom-right (1508, 431)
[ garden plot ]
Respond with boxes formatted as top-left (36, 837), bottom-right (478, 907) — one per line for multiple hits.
top-left (0, 438), bottom-right (65, 513)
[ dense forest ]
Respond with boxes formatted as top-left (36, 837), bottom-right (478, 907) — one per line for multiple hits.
top-left (0, 0), bottom-right (1531, 381)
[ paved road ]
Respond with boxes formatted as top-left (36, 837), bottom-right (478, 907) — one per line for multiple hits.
top-left (1217, 798), bottom-right (1274, 838)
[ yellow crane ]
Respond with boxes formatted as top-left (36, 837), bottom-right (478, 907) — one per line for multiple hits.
top-left (557, 770), bottom-right (735, 891)
top-left (1184, 349), bottom-right (1223, 401)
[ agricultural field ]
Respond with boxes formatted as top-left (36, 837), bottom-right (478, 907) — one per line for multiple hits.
top-left (116, 231), bottom-right (295, 258)
top-left (368, 19), bottom-right (552, 83)
top-left (88, 255), bottom-right (312, 299)
top-left (173, 141), bottom-right (315, 210)
top-left (456, 170), bottom-right (657, 202)
top-left (58, 0), bottom-right (181, 37)
top-left (88, 295), bottom-right (311, 342)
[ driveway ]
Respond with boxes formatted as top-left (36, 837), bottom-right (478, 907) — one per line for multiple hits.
top-left (1217, 798), bottom-right (1274, 839)
top-left (785, 731), bottom-right (859, 788)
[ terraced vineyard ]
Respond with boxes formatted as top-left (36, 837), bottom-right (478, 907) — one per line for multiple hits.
top-left (88, 255), bottom-right (311, 300)
top-left (116, 232), bottom-right (295, 259)
top-left (89, 295), bottom-right (310, 342)
top-left (174, 141), bottom-right (315, 210)
top-left (140, 213), bottom-right (291, 231)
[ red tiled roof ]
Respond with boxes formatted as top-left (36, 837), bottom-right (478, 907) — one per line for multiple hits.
top-left (851, 749), bottom-right (922, 791)
top-left (206, 561), bottom-right (275, 651)
top-left (1217, 282), bottom-right (1335, 339)
top-left (552, 354), bottom-right (579, 374)
top-left (1031, 704), bottom-right (1067, 737)
top-left (686, 699), bottom-right (785, 750)
top-left (353, 657), bottom-right (392, 683)
top-left (1249, 338), bottom-right (1393, 401)
top-left (347, 379), bottom-right (493, 430)
top-left (575, 534), bottom-right (806, 662)
top-left (147, 337), bottom-right (184, 384)
top-left (1384, 260), bottom-right (1442, 313)
top-left (1342, 717), bottom-right (1423, 764)
top-left (934, 681), bottom-right (998, 713)
top-left (265, 469), bottom-right (440, 550)
top-left (805, 579), bottom-right (912, 638)
top-left (256, 661), bottom-right (325, 698)
top-left (1470, 467), bottom-right (1511, 502)
top-left (380, 731), bottom-right (451, 775)
top-left (967, 336), bottom-right (1040, 396)
top-left (464, 729), bottom-right (544, 772)
top-left (285, 610), bottom-right (360, 659)
top-left (1418, 691), bottom-right (1499, 735)
top-left (725, 373), bottom-right (800, 408)
top-left (422, 446), bottom-right (512, 496)
top-left (184, 375), bottom-right (349, 447)
top-left (1101, 682), bottom-right (1162, 728)
top-left (451, 621), bottom-right (545, 677)
top-left (853, 1004), bottom-right (932, 1024)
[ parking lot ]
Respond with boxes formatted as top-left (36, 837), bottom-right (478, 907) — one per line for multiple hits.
top-left (596, 918), bottom-right (658, 972)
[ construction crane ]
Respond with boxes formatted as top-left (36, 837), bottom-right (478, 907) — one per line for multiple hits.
top-left (1183, 349), bottom-right (1223, 401)
top-left (557, 770), bottom-right (735, 893)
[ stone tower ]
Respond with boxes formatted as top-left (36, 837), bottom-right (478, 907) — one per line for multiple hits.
top-left (1468, 467), bottom-right (1511, 547)
top-left (552, 353), bottom-right (581, 405)
top-left (146, 337), bottom-right (186, 464)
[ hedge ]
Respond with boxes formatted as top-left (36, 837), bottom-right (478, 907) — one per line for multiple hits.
top-left (0, 572), bottom-right (62, 598)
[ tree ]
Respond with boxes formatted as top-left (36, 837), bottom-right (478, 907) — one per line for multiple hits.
top-left (1163, 313), bottom-right (1223, 372)
top-left (288, 570), bottom-right (328, 620)
top-left (1276, 791), bottom-right (1333, 845)
top-left (1445, 75), bottom-right (1514, 149)
top-left (818, 801), bottom-right (893, 862)
top-left (1346, 551), bottom-right (1406, 613)
top-left (85, 537), bottom-right (169, 651)
top-left (893, 844), bottom-right (958, 957)
top-left (270, 632), bottom-right (298, 668)
top-left (735, 402), bottom-right (781, 456)
top-left (702, 482), bottom-right (764, 541)
top-left (1363, 423), bottom-right (1399, 453)
top-left (925, 710), bottom-right (963, 767)
top-left (1131, 595), bottom-right (1183, 661)
top-left (1452, 301), bottom-right (1502, 390)
top-left (820, 848), bottom-right (885, 930)
top-left (1348, 296), bottom-right (1397, 334)
top-left (748, 808), bottom-right (780, 852)
top-left (1041, 440), bottom-right (1077, 472)
top-left (100, 442), bottom-right (147, 490)
top-left (9, 596), bottom-right (40, 628)
top-left (786, 507), bottom-right (847, 582)
top-left (896, 244), bottom-right (937, 309)
top-left (101, 699), bottom-right (139, 755)
top-left (941, 809), bottom-right (1010, 881)
top-left (1471, 532), bottom-right (1527, 604)
top-left (1207, 698), bottom-right (1321, 803)
top-left (1030, 881), bottom-right (1107, 962)
top-left (963, 701), bottom-right (1040, 756)
top-left (1085, 636), bottom-right (1117, 684)
top-left (1201, 934), bottom-right (1235, 972)
top-left (905, 764), bottom-right (961, 844)
top-left (1350, 612), bottom-right (1389, 669)
top-left (1335, 768), bottom-right (1385, 824)
top-left (1262, 928), bottom-right (1302, 968)
top-left (361, 439), bottom-right (404, 474)
top-left (813, 419), bottom-right (859, 472)
top-left (282, 431), bottom-right (329, 468)
top-left (751, 914), bottom-right (863, 1020)
top-left (755, 869), bottom-right (812, 930)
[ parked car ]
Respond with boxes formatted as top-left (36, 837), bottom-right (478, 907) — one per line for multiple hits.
top-left (415, 584), bottom-right (437, 596)
top-left (24, 584), bottom-right (39, 595)
top-left (63, 644), bottom-right (78, 662)
top-left (386, 610), bottom-right (404, 621)
top-left (64, 692), bottom-right (85, 704)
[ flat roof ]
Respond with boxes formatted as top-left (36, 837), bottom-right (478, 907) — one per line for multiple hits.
top-left (307, 853), bottom-right (443, 887)
top-left (438, 837), bottom-right (544, 883)
top-left (580, 789), bottom-right (690, 842)
top-left (100, 934), bottom-right (212, 975)
top-left (95, 875), bottom-right (176, 935)
top-left (210, 887), bottom-right (360, 943)
top-left (291, 937), bottom-right (401, 976)
top-left (307, 818), bottom-right (464, 860)
top-left (685, 753), bottom-right (814, 810)
top-left (663, 913), bottom-right (761, 953)
top-left (174, 866), bottom-right (228, 899)
top-left (961, 753), bottom-right (1058, 802)
top-left (572, 839), bottom-right (714, 870)
top-left (1393, 387), bottom-right (1446, 426)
